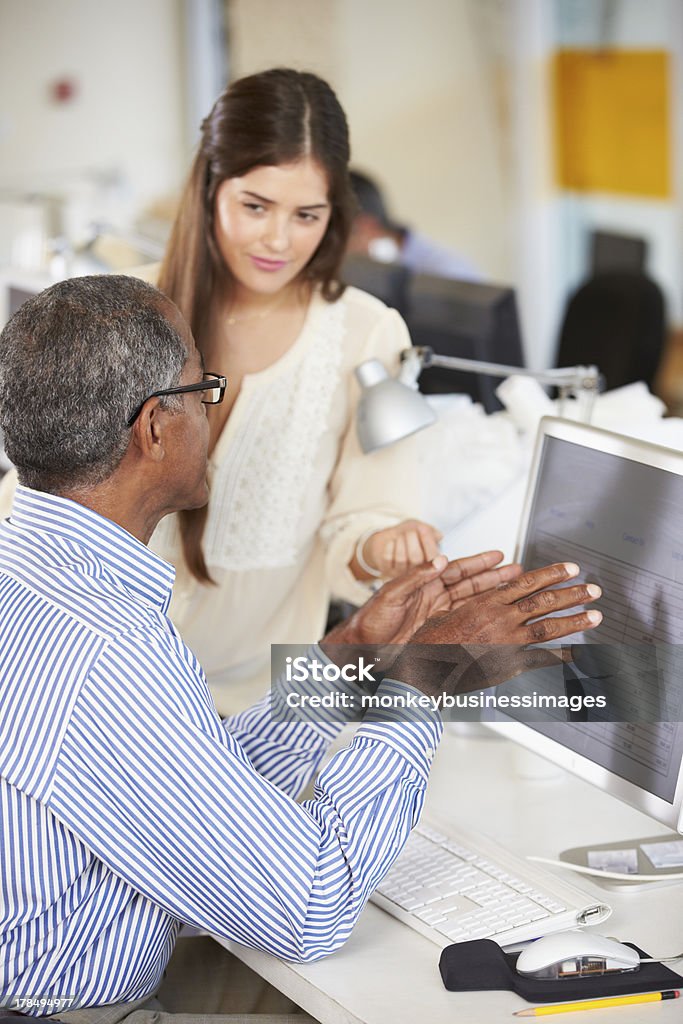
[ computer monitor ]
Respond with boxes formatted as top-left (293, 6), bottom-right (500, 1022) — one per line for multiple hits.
top-left (486, 418), bottom-right (683, 837)
top-left (590, 230), bottom-right (648, 275)
top-left (341, 254), bottom-right (410, 318)
top-left (0, 268), bottom-right (53, 475)
top-left (0, 266), bottom-right (52, 327)
top-left (405, 273), bottom-right (525, 412)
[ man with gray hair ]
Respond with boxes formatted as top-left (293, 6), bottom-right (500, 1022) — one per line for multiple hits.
top-left (0, 276), bottom-right (600, 1023)
top-left (0, 275), bottom-right (213, 518)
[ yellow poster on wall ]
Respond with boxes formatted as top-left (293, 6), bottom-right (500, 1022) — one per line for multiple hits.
top-left (553, 49), bottom-right (670, 198)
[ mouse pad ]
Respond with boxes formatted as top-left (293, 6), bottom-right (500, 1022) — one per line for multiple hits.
top-left (439, 940), bottom-right (681, 1002)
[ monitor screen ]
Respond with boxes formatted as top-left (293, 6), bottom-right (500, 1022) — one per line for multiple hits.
top-left (341, 254), bottom-right (410, 318)
top-left (405, 274), bottom-right (525, 412)
top-left (591, 230), bottom-right (647, 275)
top-left (486, 418), bottom-right (683, 833)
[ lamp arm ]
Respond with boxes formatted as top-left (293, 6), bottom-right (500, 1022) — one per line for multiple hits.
top-left (401, 347), bottom-right (601, 393)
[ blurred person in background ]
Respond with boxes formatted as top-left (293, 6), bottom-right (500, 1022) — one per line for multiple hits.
top-left (348, 168), bottom-right (481, 281)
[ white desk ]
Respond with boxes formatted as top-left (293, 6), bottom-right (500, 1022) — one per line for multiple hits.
top-left (217, 732), bottom-right (683, 1024)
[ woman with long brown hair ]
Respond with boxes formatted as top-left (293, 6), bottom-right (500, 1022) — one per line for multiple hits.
top-left (149, 68), bottom-right (442, 712)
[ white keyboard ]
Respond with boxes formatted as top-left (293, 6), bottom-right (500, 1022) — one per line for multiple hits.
top-left (372, 821), bottom-right (611, 948)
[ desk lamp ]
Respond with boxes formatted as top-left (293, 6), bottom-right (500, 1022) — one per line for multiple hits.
top-left (355, 346), bottom-right (601, 453)
top-left (354, 358), bottom-right (437, 453)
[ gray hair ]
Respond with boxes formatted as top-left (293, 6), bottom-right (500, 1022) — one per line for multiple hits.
top-left (0, 274), bottom-right (187, 492)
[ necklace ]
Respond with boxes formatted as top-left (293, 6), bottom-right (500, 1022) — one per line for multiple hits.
top-left (226, 290), bottom-right (288, 326)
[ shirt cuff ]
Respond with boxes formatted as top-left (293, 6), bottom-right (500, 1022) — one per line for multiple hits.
top-left (270, 644), bottom-right (366, 729)
top-left (354, 678), bottom-right (443, 781)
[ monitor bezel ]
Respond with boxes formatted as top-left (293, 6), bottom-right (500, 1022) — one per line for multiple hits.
top-left (485, 416), bottom-right (683, 834)
top-left (0, 266), bottom-right (54, 329)
top-left (0, 268), bottom-right (54, 474)
top-left (405, 273), bottom-right (525, 412)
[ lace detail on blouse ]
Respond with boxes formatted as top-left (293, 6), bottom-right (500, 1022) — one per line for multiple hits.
top-left (202, 299), bottom-right (347, 571)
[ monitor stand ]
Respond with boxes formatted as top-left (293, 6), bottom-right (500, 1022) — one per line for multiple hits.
top-left (560, 833), bottom-right (683, 892)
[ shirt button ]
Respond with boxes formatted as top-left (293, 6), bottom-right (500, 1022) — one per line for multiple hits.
top-left (425, 747), bottom-right (435, 760)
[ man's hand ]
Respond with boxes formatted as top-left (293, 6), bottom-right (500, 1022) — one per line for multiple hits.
top-left (392, 561), bottom-right (602, 696)
top-left (413, 561), bottom-right (602, 647)
top-left (427, 550), bottom-right (525, 615)
top-left (327, 549), bottom-right (522, 649)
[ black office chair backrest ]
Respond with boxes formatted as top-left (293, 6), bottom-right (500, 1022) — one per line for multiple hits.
top-left (556, 271), bottom-right (666, 391)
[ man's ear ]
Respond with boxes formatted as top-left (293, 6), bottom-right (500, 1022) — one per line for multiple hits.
top-left (131, 399), bottom-right (166, 463)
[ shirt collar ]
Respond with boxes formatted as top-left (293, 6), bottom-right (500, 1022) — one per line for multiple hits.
top-left (8, 485), bottom-right (176, 613)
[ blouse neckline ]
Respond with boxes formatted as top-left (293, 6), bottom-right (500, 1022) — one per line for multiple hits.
top-left (210, 288), bottom-right (330, 466)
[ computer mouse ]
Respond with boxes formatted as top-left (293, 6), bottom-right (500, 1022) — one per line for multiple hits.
top-left (516, 931), bottom-right (641, 981)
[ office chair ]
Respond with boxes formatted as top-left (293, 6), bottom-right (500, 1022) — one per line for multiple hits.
top-left (556, 271), bottom-right (666, 391)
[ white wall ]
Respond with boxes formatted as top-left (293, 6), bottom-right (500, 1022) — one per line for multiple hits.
top-left (228, 0), bottom-right (341, 82)
top-left (508, 0), bottom-right (558, 369)
top-left (229, 0), bottom-right (513, 283)
top-left (0, 0), bottom-right (186, 232)
top-left (336, 0), bottom-right (511, 282)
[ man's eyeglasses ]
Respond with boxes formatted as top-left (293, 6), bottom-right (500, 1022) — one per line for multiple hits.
top-left (126, 372), bottom-right (227, 427)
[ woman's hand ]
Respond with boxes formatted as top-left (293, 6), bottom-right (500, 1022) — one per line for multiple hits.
top-left (351, 519), bottom-right (444, 581)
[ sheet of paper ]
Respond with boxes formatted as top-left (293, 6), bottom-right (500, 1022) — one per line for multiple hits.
top-left (587, 848), bottom-right (638, 874)
top-left (641, 839), bottom-right (683, 869)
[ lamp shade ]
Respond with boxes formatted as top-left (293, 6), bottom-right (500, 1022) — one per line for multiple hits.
top-left (355, 359), bottom-right (436, 453)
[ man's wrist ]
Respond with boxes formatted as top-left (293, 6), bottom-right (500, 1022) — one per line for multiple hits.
top-left (357, 680), bottom-right (443, 780)
top-left (391, 644), bottom-right (481, 698)
top-left (319, 615), bottom-right (363, 659)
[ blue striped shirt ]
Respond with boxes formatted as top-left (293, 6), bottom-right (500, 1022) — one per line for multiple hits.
top-left (0, 487), bottom-right (441, 1012)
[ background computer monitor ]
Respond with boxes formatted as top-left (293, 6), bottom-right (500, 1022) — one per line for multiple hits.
top-left (0, 268), bottom-right (52, 476)
top-left (590, 229), bottom-right (648, 275)
top-left (342, 254), bottom-right (410, 318)
top-left (0, 266), bottom-right (52, 327)
top-left (486, 418), bottom-right (683, 836)
top-left (404, 274), bottom-right (525, 412)
top-left (342, 259), bottom-right (526, 413)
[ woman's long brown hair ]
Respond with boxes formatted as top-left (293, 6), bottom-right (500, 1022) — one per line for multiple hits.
top-left (158, 69), bottom-right (356, 582)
